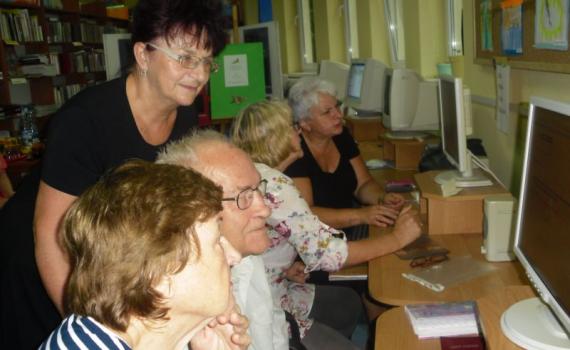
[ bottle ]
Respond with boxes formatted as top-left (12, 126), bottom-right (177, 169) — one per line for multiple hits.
top-left (20, 106), bottom-right (39, 147)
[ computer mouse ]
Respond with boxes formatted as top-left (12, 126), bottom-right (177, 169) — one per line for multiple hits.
top-left (366, 159), bottom-right (387, 169)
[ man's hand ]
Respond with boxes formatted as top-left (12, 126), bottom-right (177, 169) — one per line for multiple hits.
top-left (190, 296), bottom-right (250, 350)
top-left (284, 261), bottom-right (308, 284)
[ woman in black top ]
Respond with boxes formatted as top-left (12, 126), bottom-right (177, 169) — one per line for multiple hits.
top-left (0, 1), bottom-right (239, 348)
top-left (286, 77), bottom-right (410, 232)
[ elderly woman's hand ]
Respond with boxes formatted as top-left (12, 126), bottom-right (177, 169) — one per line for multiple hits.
top-left (360, 204), bottom-right (399, 227)
top-left (190, 296), bottom-right (251, 350)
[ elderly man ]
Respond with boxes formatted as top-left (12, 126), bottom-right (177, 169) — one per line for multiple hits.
top-left (157, 130), bottom-right (289, 350)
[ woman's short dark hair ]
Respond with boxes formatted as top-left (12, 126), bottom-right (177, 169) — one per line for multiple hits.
top-left (131, 0), bottom-right (228, 55)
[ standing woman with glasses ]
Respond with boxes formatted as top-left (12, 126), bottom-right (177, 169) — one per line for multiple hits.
top-left (286, 77), bottom-right (410, 240)
top-left (0, 1), bottom-right (229, 348)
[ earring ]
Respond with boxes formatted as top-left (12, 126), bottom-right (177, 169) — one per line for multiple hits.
top-left (139, 68), bottom-right (147, 77)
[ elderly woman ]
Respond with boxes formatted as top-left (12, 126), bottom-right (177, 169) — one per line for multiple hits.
top-left (40, 161), bottom-right (245, 349)
top-left (285, 77), bottom-right (405, 235)
top-left (231, 100), bottom-right (421, 350)
top-left (0, 1), bottom-right (228, 347)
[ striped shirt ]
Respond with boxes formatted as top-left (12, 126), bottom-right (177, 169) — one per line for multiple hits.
top-left (39, 314), bottom-right (131, 350)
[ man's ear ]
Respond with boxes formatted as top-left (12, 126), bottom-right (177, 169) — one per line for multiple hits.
top-left (299, 119), bottom-right (311, 132)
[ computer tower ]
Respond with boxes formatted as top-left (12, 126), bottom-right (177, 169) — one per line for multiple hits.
top-left (482, 194), bottom-right (516, 262)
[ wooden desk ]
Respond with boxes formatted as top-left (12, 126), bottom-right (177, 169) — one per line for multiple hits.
top-left (368, 232), bottom-right (527, 306)
top-left (374, 285), bottom-right (535, 350)
top-left (415, 171), bottom-right (509, 234)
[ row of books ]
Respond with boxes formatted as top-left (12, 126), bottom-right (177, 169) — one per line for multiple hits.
top-left (42, 0), bottom-right (63, 10)
top-left (53, 83), bottom-right (83, 106)
top-left (46, 17), bottom-right (74, 43)
top-left (52, 50), bottom-right (105, 74)
top-left (0, 8), bottom-right (44, 43)
top-left (405, 301), bottom-right (481, 339)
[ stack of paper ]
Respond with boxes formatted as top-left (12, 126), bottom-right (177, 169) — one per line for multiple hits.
top-left (404, 301), bottom-right (480, 339)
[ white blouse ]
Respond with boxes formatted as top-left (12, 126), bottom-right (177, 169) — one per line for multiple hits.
top-left (256, 163), bottom-right (349, 338)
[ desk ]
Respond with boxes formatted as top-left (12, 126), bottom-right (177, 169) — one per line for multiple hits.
top-left (374, 285), bottom-right (535, 350)
top-left (415, 171), bottom-right (509, 234)
top-left (368, 232), bottom-right (527, 306)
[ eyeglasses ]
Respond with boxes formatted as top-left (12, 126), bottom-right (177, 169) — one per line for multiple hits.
top-left (410, 254), bottom-right (449, 268)
top-left (319, 100), bottom-right (343, 117)
top-left (145, 42), bottom-right (219, 73)
top-left (222, 179), bottom-right (268, 210)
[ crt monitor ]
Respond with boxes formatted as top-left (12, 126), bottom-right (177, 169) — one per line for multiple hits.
top-left (501, 97), bottom-right (570, 350)
top-left (319, 60), bottom-right (349, 101)
top-left (345, 58), bottom-right (388, 116)
top-left (239, 21), bottom-right (284, 99)
top-left (435, 75), bottom-right (492, 188)
top-left (102, 33), bottom-right (133, 80)
top-left (382, 68), bottom-right (440, 136)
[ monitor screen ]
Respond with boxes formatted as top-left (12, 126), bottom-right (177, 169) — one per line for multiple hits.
top-left (435, 76), bottom-right (491, 187)
top-left (319, 60), bottom-right (349, 100)
top-left (383, 70), bottom-right (392, 117)
top-left (439, 77), bottom-right (461, 166)
top-left (383, 68), bottom-right (439, 135)
top-left (103, 33), bottom-right (133, 80)
top-left (347, 62), bottom-right (365, 99)
top-left (344, 58), bottom-right (388, 116)
top-left (239, 21), bottom-right (283, 99)
top-left (501, 97), bottom-right (570, 348)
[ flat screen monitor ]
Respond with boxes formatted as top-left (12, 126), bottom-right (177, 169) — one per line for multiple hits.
top-left (345, 58), bottom-right (388, 116)
top-left (501, 97), bottom-right (570, 350)
top-left (319, 60), bottom-right (349, 100)
top-left (382, 68), bottom-right (440, 138)
top-left (239, 21), bottom-right (283, 99)
top-left (102, 33), bottom-right (133, 80)
top-left (435, 75), bottom-right (491, 187)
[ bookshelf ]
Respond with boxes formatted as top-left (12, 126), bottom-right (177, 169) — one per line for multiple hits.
top-left (0, 0), bottom-right (129, 187)
top-left (0, 0), bottom-right (129, 134)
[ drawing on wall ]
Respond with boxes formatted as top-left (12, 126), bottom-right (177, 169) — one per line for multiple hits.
top-left (534, 0), bottom-right (569, 50)
top-left (501, 0), bottom-right (523, 55)
top-left (481, 0), bottom-right (494, 51)
top-left (224, 54), bottom-right (249, 87)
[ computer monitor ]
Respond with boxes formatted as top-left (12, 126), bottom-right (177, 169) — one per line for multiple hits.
top-left (382, 68), bottom-right (440, 137)
top-left (319, 60), bottom-right (349, 100)
top-left (239, 21), bottom-right (284, 99)
top-left (501, 97), bottom-right (570, 350)
top-left (434, 75), bottom-right (492, 187)
top-left (102, 33), bottom-right (133, 80)
top-left (345, 58), bottom-right (388, 116)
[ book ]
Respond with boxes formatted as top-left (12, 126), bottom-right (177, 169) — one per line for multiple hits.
top-left (404, 301), bottom-right (481, 339)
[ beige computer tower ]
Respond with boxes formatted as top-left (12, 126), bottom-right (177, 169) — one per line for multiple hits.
top-left (482, 194), bottom-right (516, 262)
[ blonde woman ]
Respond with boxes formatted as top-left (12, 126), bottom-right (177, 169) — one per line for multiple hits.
top-left (231, 100), bottom-right (422, 350)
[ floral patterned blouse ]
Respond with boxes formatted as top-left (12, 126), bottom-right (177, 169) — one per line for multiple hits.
top-left (256, 163), bottom-right (349, 338)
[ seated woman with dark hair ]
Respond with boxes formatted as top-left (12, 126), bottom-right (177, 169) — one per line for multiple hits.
top-left (40, 160), bottom-right (246, 350)
top-left (231, 100), bottom-right (421, 350)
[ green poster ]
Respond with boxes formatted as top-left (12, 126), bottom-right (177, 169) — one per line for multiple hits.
top-left (210, 43), bottom-right (266, 119)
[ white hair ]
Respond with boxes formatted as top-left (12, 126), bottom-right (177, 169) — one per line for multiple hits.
top-left (287, 77), bottom-right (337, 123)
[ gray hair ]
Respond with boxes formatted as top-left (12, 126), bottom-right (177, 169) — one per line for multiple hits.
top-left (288, 77), bottom-right (337, 123)
top-left (156, 129), bottom-right (235, 178)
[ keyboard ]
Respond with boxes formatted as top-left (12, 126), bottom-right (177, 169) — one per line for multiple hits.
top-left (345, 224), bottom-right (370, 241)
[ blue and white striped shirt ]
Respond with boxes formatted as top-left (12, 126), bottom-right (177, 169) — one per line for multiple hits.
top-left (39, 314), bottom-right (131, 350)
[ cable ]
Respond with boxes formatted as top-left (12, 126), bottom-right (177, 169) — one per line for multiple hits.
top-left (470, 153), bottom-right (505, 188)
